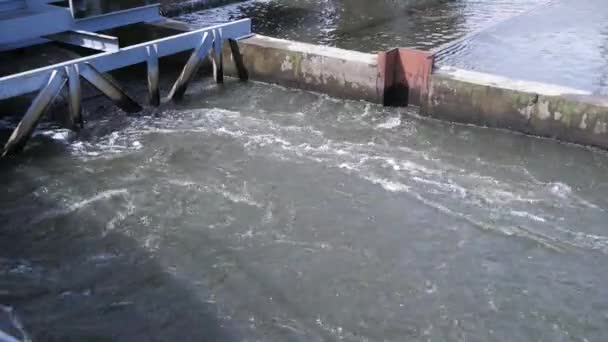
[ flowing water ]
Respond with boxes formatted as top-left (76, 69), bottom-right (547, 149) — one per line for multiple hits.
top-left (180, 0), bottom-right (608, 93)
top-left (178, 0), bottom-right (547, 51)
top-left (436, 0), bottom-right (608, 94)
top-left (2, 0), bottom-right (608, 341)
top-left (2, 78), bottom-right (608, 341)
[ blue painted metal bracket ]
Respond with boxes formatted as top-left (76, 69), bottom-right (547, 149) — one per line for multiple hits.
top-left (0, 3), bottom-right (161, 49)
top-left (0, 18), bottom-right (252, 100)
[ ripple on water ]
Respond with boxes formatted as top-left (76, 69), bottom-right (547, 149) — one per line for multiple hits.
top-left (178, 0), bottom-right (547, 52)
top-left (1, 72), bottom-right (608, 340)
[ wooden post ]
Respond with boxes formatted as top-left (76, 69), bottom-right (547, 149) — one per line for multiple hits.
top-left (2, 70), bottom-right (67, 156)
top-left (228, 39), bottom-right (248, 81)
top-left (146, 44), bottom-right (160, 106)
top-left (212, 29), bottom-right (224, 84)
top-left (80, 63), bottom-right (142, 113)
top-left (168, 32), bottom-right (212, 101)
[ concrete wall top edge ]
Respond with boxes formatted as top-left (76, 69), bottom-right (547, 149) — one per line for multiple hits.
top-left (251, 35), bottom-right (377, 65)
top-left (436, 66), bottom-right (591, 97)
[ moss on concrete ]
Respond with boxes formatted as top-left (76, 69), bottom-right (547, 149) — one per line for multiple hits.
top-left (425, 71), bottom-right (608, 149)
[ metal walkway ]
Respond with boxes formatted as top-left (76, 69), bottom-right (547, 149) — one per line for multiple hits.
top-left (0, 0), bottom-right (251, 156)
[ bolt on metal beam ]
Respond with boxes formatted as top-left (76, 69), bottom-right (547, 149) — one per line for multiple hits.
top-left (65, 64), bottom-right (83, 129)
top-left (80, 63), bottom-right (142, 113)
top-left (228, 39), bottom-right (248, 81)
top-left (2, 70), bottom-right (67, 156)
top-left (146, 44), bottom-right (160, 106)
top-left (212, 29), bottom-right (224, 84)
top-left (168, 32), bottom-right (212, 101)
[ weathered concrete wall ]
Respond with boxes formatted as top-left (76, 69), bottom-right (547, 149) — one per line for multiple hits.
top-left (424, 67), bottom-right (608, 149)
top-left (8, 17), bottom-right (608, 150)
top-left (224, 35), bottom-right (383, 103)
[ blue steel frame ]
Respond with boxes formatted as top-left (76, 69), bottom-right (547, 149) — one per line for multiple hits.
top-left (0, 1), bottom-right (161, 50)
top-left (0, 18), bottom-right (252, 100)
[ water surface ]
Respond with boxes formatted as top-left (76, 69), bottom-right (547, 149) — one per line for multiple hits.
top-left (1, 79), bottom-right (608, 340)
top-left (2, 0), bottom-right (608, 340)
top-left (179, 0), bottom-right (546, 51)
top-left (437, 0), bottom-right (608, 94)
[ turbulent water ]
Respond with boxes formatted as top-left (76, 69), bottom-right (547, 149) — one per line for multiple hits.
top-left (1, 78), bottom-right (608, 341)
top-left (2, 0), bottom-right (608, 341)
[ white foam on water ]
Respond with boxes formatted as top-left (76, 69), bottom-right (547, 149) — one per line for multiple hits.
top-left (412, 176), bottom-right (468, 199)
top-left (168, 179), bottom-right (263, 208)
top-left (376, 116), bottom-right (402, 129)
top-left (33, 128), bottom-right (75, 143)
top-left (213, 186), bottom-right (264, 208)
top-left (30, 189), bottom-right (130, 225)
top-left (365, 175), bottom-right (411, 193)
top-left (60, 95), bottom-right (608, 254)
top-left (105, 197), bottom-right (136, 233)
top-left (548, 182), bottom-right (572, 198)
top-left (510, 210), bottom-right (547, 223)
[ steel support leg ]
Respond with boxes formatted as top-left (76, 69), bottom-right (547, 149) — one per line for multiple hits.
top-left (146, 44), bottom-right (160, 106)
top-left (80, 63), bottom-right (142, 113)
top-left (168, 32), bottom-right (212, 101)
top-left (65, 64), bottom-right (83, 129)
top-left (2, 70), bottom-right (67, 156)
top-left (228, 39), bottom-right (248, 81)
top-left (212, 29), bottom-right (224, 84)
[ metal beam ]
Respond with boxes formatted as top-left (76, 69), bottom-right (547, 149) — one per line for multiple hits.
top-left (167, 32), bottom-right (212, 101)
top-left (146, 44), bottom-right (160, 106)
top-left (65, 64), bottom-right (83, 128)
top-left (2, 70), bottom-right (67, 156)
top-left (228, 39), bottom-right (249, 81)
top-left (212, 29), bottom-right (224, 84)
top-left (46, 30), bottom-right (120, 52)
top-left (80, 63), bottom-right (142, 113)
top-left (0, 3), bottom-right (160, 48)
top-left (0, 19), bottom-right (252, 100)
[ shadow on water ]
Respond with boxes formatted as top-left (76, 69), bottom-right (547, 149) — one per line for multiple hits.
top-left (0, 156), bottom-right (246, 341)
top-left (0, 80), bottom-right (335, 341)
